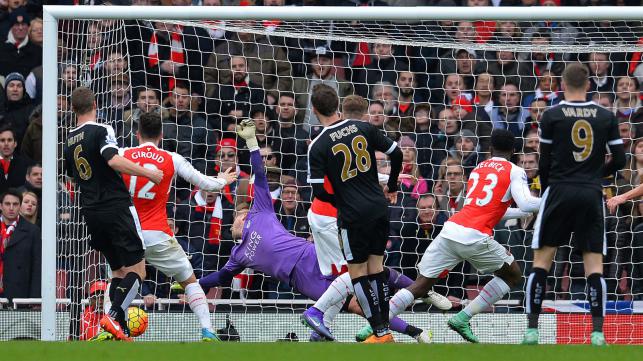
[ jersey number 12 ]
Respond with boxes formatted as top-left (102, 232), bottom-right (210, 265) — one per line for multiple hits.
top-left (128, 163), bottom-right (158, 200)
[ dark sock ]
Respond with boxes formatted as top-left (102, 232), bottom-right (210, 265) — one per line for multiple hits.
top-left (404, 325), bottom-right (422, 338)
top-left (587, 273), bottom-right (605, 333)
top-left (526, 267), bottom-right (548, 329)
top-left (109, 277), bottom-right (123, 305)
top-left (352, 275), bottom-right (387, 337)
top-left (369, 271), bottom-right (390, 327)
top-left (109, 273), bottom-right (141, 333)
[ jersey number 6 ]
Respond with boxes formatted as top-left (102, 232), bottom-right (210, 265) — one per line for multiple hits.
top-left (331, 135), bottom-right (372, 182)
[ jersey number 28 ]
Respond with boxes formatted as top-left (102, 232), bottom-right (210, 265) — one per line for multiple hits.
top-left (331, 135), bottom-right (372, 182)
top-left (464, 172), bottom-right (498, 207)
top-left (128, 163), bottom-right (158, 200)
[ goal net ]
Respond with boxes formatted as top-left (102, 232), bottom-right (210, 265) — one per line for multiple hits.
top-left (23, 5), bottom-right (643, 344)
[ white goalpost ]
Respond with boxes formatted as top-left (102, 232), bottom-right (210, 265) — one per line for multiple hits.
top-left (37, 5), bottom-right (643, 343)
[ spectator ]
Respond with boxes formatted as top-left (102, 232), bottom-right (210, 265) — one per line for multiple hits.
top-left (449, 129), bottom-right (481, 173)
top-left (16, 162), bottom-right (40, 224)
top-left (19, 190), bottom-right (37, 225)
top-left (473, 72), bottom-right (495, 116)
top-left (619, 118), bottom-right (636, 155)
top-left (59, 63), bottom-right (79, 97)
top-left (410, 103), bottom-right (434, 180)
top-left (0, 7), bottom-right (41, 78)
top-left (274, 179), bottom-right (310, 239)
top-left (162, 82), bottom-right (216, 174)
top-left (392, 70), bottom-right (421, 118)
top-left (523, 33), bottom-right (565, 79)
top-left (592, 92), bottom-right (614, 112)
top-left (122, 88), bottom-right (167, 147)
top-left (442, 73), bottom-right (468, 108)
top-left (436, 160), bottom-right (466, 216)
top-left (28, 17), bottom-right (42, 48)
top-left (79, 281), bottom-right (107, 341)
top-left (620, 138), bottom-right (643, 186)
top-left (260, 145), bottom-right (279, 168)
top-left (370, 81), bottom-right (398, 116)
top-left (103, 73), bottom-right (132, 132)
top-left (487, 46), bottom-right (535, 92)
top-left (126, 19), bottom-right (210, 95)
top-left (20, 105), bottom-right (41, 162)
top-left (0, 126), bottom-right (32, 194)
top-left (523, 98), bottom-right (547, 136)
top-left (517, 150), bottom-right (540, 190)
top-left (293, 46), bottom-right (354, 128)
top-left (613, 76), bottom-right (641, 118)
top-left (399, 136), bottom-right (430, 201)
top-left (367, 100), bottom-right (387, 130)
top-left (495, 20), bottom-right (522, 43)
top-left (353, 42), bottom-right (405, 99)
top-left (587, 52), bottom-right (614, 96)
top-left (522, 70), bottom-right (561, 108)
top-left (212, 138), bottom-right (251, 210)
top-left (0, 189), bottom-right (41, 302)
top-left (272, 92), bottom-right (309, 172)
top-left (204, 29), bottom-right (291, 100)
top-left (2, 72), bottom-right (34, 146)
top-left (523, 127), bottom-right (540, 152)
top-left (490, 83), bottom-right (529, 137)
top-left (249, 106), bottom-right (281, 156)
top-left (214, 55), bottom-right (266, 132)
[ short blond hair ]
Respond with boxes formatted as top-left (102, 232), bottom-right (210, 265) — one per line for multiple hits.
top-left (341, 95), bottom-right (368, 120)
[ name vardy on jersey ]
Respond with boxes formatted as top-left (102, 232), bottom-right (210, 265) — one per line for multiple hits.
top-left (561, 107), bottom-right (598, 118)
top-left (329, 124), bottom-right (359, 142)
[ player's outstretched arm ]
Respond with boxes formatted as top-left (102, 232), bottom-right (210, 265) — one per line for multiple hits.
top-left (236, 120), bottom-right (273, 211)
top-left (173, 152), bottom-right (237, 192)
top-left (108, 154), bottom-right (163, 185)
top-left (510, 166), bottom-right (541, 213)
top-left (198, 268), bottom-right (237, 292)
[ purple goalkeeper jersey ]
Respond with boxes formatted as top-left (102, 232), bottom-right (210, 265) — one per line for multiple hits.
top-left (222, 150), bottom-right (325, 289)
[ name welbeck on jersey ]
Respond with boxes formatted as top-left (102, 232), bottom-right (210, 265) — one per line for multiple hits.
top-left (561, 107), bottom-right (598, 118)
top-left (329, 124), bottom-right (359, 142)
top-left (475, 160), bottom-right (506, 173)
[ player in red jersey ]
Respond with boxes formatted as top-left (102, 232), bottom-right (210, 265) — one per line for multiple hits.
top-left (120, 112), bottom-right (236, 341)
top-left (386, 129), bottom-right (541, 343)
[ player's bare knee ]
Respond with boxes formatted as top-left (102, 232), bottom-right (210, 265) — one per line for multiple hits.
top-left (497, 262), bottom-right (522, 288)
top-left (408, 276), bottom-right (433, 298)
top-left (180, 274), bottom-right (198, 288)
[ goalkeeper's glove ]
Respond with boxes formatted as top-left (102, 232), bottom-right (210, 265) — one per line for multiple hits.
top-left (236, 119), bottom-right (258, 150)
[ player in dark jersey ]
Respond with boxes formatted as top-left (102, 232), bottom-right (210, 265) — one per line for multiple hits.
top-left (523, 64), bottom-right (626, 346)
top-left (305, 84), bottom-right (403, 343)
top-left (63, 87), bottom-right (163, 341)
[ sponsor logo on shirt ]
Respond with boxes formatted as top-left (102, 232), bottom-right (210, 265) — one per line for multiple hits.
top-left (245, 230), bottom-right (261, 261)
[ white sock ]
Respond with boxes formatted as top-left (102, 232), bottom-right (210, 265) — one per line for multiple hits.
top-left (322, 302), bottom-right (343, 328)
top-left (103, 283), bottom-right (112, 314)
top-left (463, 276), bottom-right (510, 319)
top-left (314, 272), bottom-right (352, 312)
top-left (389, 288), bottom-right (415, 319)
top-left (185, 282), bottom-right (213, 332)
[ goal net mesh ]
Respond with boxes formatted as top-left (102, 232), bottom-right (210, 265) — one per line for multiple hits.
top-left (47, 14), bottom-right (643, 343)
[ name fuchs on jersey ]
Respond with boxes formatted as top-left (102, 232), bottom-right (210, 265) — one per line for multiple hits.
top-left (329, 124), bottom-right (359, 142)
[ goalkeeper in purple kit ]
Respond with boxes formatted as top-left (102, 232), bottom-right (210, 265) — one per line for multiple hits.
top-left (198, 120), bottom-right (430, 342)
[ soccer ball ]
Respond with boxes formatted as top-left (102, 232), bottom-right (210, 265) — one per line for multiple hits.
top-left (127, 307), bottom-right (148, 337)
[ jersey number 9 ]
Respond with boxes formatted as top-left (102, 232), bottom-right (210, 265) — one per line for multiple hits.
top-left (331, 135), bottom-right (371, 182)
top-left (572, 119), bottom-right (594, 162)
top-left (73, 145), bottom-right (92, 180)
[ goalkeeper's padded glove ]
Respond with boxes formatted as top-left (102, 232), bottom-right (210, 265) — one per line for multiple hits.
top-left (236, 119), bottom-right (258, 150)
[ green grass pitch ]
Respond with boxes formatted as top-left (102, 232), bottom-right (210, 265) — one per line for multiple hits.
top-left (5, 342), bottom-right (643, 361)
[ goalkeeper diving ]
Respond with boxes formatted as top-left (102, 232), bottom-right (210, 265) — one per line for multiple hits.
top-left (197, 120), bottom-right (446, 342)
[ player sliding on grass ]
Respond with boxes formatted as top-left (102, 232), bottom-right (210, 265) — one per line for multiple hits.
top-left (198, 120), bottom-right (432, 342)
top-left (385, 129), bottom-right (541, 343)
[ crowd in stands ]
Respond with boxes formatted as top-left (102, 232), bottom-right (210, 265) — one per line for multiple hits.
top-left (1, 0), bottom-right (643, 312)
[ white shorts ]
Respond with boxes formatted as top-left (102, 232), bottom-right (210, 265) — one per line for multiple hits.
top-left (307, 209), bottom-right (347, 277)
top-left (144, 238), bottom-right (194, 282)
top-left (417, 234), bottom-right (514, 278)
